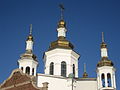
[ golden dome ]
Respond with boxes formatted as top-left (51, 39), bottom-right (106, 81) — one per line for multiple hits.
top-left (20, 50), bottom-right (38, 62)
top-left (97, 57), bottom-right (113, 67)
top-left (58, 20), bottom-right (66, 28)
top-left (83, 72), bottom-right (88, 78)
top-left (101, 42), bottom-right (107, 48)
top-left (49, 36), bottom-right (74, 50)
top-left (27, 35), bottom-right (33, 41)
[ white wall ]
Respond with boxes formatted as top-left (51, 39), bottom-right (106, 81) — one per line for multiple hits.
top-left (75, 80), bottom-right (97, 90)
top-left (37, 74), bottom-right (97, 90)
top-left (97, 66), bottom-right (116, 90)
top-left (44, 48), bottom-right (80, 77)
top-left (37, 74), bottom-right (72, 90)
top-left (18, 59), bottom-right (38, 76)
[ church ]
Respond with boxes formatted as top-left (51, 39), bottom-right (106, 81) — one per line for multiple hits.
top-left (0, 6), bottom-right (116, 90)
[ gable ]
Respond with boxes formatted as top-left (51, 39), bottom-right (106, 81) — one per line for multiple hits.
top-left (0, 69), bottom-right (48, 90)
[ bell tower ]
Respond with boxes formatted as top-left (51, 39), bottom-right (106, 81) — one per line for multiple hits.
top-left (97, 32), bottom-right (116, 90)
top-left (18, 24), bottom-right (38, 76)
top-left (43, 5), bottom-right (80, 77)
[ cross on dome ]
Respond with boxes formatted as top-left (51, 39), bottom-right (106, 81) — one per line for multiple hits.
top-left (59, 4), bottom-right (65, 20)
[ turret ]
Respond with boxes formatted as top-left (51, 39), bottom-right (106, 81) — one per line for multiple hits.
top-left (43, 5), bottom-right (80, 77)
top-left (82, 63), bottom-right (88, 78)
top-left (97, 32), bottom-right (116, 90)
top-left (18, 24), bottom-right (38, 76)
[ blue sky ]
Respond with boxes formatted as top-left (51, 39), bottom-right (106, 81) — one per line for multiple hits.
top-left (0, 0), bottom-right (120, 89)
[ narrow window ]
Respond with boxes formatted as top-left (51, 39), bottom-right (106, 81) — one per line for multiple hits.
top-left (32, 68), bottom-right (34, 75)
top-left (50, 62), bottom-right (54, 75)
top-left (107, 73), bottom-right (112, 87)
top-left (26, 66), bottom-right (30, 75)
top-left (21, 67), bottom-right (23, 71)
top-left (73, 64), bottom-right (75, 77)
top-left (101, 73), bottom-right (105, 87)
top-left (61, 61), bottom-right (66, 77)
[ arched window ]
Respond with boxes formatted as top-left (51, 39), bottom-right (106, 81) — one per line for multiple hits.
top-left (107, 73), bottom-right (112, 87)
top-left (21, 67), bottom-right (23, 71)
top-left (32, 68), bottom-right (34, 75)
top-left (26, 66), bottom-right (30, 75)
top-left (50, 62), bottom-right (54, 75)
top-left (61, 61), bottom-right (66, 77)
top-left (101, 73), bottom-right (105, 87)
top-left (73, 64), bottom-right (75, 77)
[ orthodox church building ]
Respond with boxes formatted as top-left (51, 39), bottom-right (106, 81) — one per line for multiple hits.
top-left (0, 7), bottom-right (116, 90)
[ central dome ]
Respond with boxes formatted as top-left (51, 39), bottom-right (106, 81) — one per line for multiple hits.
top-left (49, 36), bottom-right (74, 50)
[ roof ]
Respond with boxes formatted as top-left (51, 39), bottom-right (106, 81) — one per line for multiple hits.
top-left (20, 50), bottom-right (38, 62)
top-left (97, 57), bottom-right (114, 67)
top-left (49, 36), bottom-right (74, 50)
top-left (0, 69), bottom-right (48, 90)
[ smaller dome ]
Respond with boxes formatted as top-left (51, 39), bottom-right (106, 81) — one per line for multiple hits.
top-left (58, 20), bottom-right (66, 28)
top-left (97, 57), bottom-right (114, 67)
top-left (83, 72), bottom-right (88, 78)
top-left (20, 50), bottom-right (38, 62)
top-left (27, 35), bottom-right (33, 41)
top-left (101, 42), bottom-right (107, 48)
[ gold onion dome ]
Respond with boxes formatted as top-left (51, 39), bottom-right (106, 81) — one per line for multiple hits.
top-left (83, 72), bottom-right (88, 78)
top-left (97, 57), bottom-right (113, 67)
top-left (49, 36), bottom-right (74, 50)
top-left (27, 35), bottom-right (33, 41)
top-left (58, 20), bottom-right (66, 28)
top-left (21, 50), bottom-right (38, 62)
top-left (101, 42), bottom-right (107, 48)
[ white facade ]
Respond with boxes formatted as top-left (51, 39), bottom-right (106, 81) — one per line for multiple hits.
top-left (75, 79), bottom-right (97, 90)
top-left (18, 58), bottom-right (38, 76)
top-left (37, 74), bottom-right (72, 90)
top-left (97, 66), bottom-right (116, 90)
top-left (37, 74), bottom-right (97, 90)
top-left (44, 48), bottom-right (79, 77)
